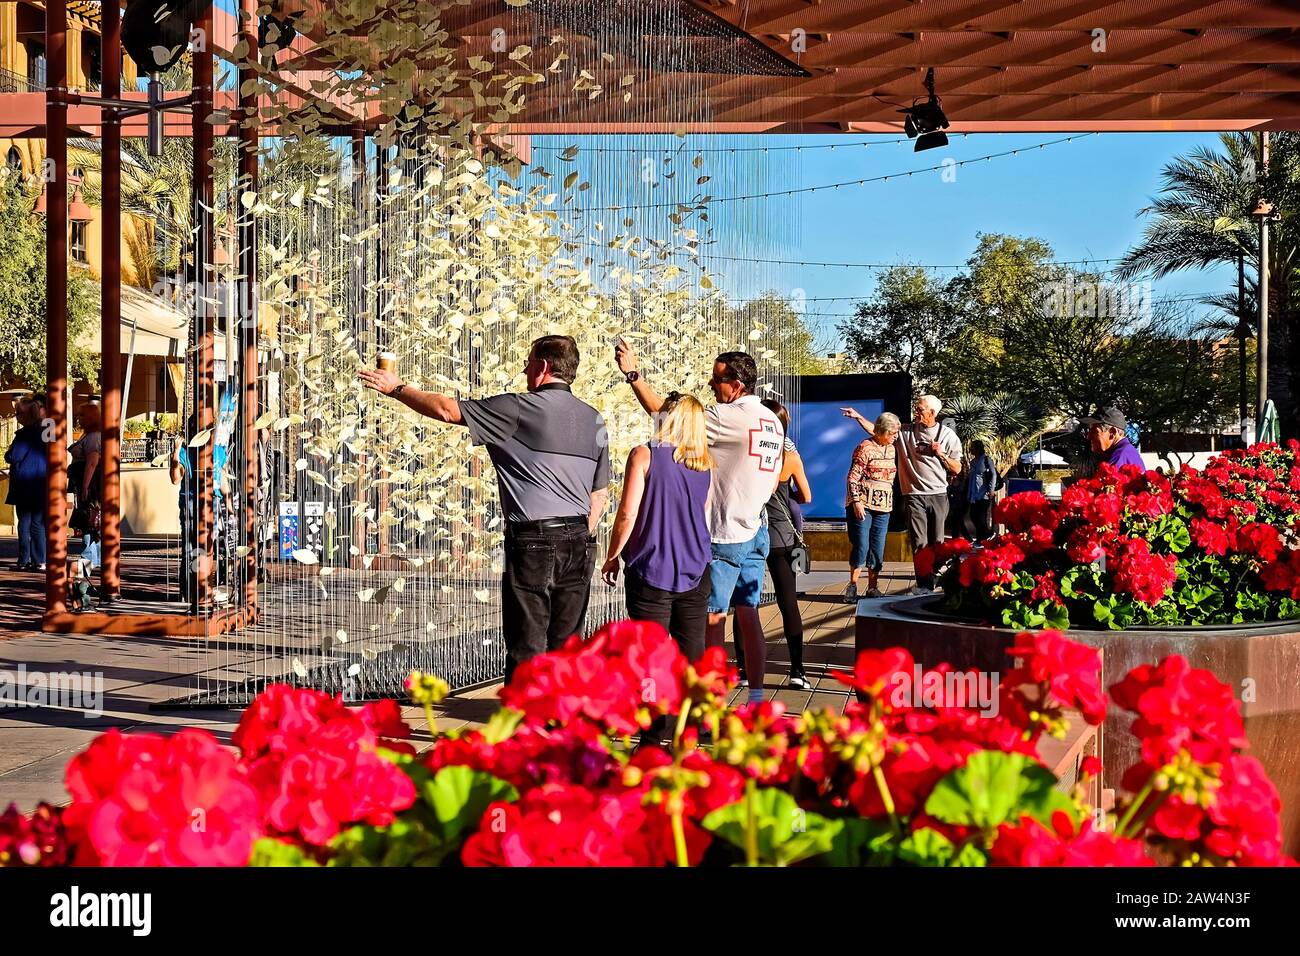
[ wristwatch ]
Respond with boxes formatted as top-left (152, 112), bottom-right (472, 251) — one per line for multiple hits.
top-left (389, 383), bottom-right (407, 397)
top-left (624, 370), bottom-right (640, 384)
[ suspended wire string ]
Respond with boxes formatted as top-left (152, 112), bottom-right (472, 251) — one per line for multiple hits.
top-left (559, 134), bottom-right (1096, 212)
top-left (186, 3), bottom-right (812, 702)
top-left (530, 133), bottom-right (970, 153)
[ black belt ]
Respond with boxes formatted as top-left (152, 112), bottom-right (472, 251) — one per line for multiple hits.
top-left (507, 516), bottom-right (589, 535)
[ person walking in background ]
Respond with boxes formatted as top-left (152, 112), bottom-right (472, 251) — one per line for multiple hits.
top-left (68, 402), bottom-right (103, 575)
top-left (616, 340), bottom-right (782, 707)
top-left (360, 335), bottom-right (610, 684)
top-left (169, 412), bottom-right (200, 607)
top-left (843, 411), bottom-right (899, 602)
top-left (5, 395), bottom-right (48, 571)
top-left (845, 395), bottom-right (962, 594)
top-left (967, 439), bottom-right (997, 541)
top-left (601, 392), bottom-right (713, 661)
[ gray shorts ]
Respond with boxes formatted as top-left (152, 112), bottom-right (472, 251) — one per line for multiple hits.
top-left (905, 493), bottom-right (949, 554)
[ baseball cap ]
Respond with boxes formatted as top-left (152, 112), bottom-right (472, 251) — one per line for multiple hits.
top-left (1080, 406), bottom-right (1127, 430)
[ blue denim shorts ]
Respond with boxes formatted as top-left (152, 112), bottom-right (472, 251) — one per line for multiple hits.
top-left (847, 505), bottom-right (891, 572)
top-left (707, 522), bottom-right (770, 613)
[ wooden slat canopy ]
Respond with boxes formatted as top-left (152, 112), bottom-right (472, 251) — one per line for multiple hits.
top-left (4, 0), bottom-right (1297, 137)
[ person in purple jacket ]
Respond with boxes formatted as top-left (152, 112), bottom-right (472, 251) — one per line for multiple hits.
top-left (601, 391), bottom-right (713, 661)
top-left (1080, 406), bottom-right (1145, 472)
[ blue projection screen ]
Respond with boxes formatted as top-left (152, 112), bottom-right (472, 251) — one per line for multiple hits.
top-left (790, 399), bottom-right (886, 520)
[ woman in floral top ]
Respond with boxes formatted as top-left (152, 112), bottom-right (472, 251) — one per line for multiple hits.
top-left (844, 412), bottom-right (900, 601)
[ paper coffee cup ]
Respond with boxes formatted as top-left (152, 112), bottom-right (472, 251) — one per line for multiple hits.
top-left (377, 351), bottom-right (398, 373)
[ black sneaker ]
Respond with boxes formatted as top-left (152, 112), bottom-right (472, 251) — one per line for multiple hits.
top-left (788, 673), bottom-right (812, 690)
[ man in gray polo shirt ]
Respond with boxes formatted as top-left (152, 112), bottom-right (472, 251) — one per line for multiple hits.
top-left (844, 394), bottom-right (962, 594)
top-left (359, 335), bottom-right (610, 682)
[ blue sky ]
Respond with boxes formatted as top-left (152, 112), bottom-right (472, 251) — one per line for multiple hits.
top-left (533, 130), bottom-right (1237, 351)
top-left (753, 131), bottom-right (1235, 347)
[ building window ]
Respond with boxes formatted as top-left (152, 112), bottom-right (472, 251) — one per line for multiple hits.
top-left (27, 43), bottom-right (46, 89)
top-left (5, 147), bottom-right (20, 172)
top-left (71, 221), bottom-right (88, 264)
top-left (87, 46), bottom-right (102, 90)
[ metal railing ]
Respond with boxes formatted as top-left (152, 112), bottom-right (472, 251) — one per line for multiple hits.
top-left (0, 67), bottom-right (44, 94)
top-left (122, 436), bottom-right (180, 465)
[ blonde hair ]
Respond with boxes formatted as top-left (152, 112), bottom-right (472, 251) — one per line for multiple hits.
top-left (655, 393), bottom-right (713, 472)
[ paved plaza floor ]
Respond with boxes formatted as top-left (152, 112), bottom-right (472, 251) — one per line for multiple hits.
top-left (0, 553), bottom-right (913, 811)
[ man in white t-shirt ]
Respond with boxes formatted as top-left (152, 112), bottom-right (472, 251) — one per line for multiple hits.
top-left (616, 342), bottom-right (782, 705)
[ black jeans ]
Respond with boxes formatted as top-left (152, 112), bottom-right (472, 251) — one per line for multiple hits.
top-left (969, 499), bottom-right (994, 540)
top-left (624, 567), bottom-right (711, 663)
top-left (502, 521), bottom-right (597, 684)
top-left (734, 547), bottom-right (805, 677)
top-left (905, 493), bottom-right (950, 589)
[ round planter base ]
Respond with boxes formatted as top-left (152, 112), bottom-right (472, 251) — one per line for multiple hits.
top-left (855, 595), bottom-right (1300, 857)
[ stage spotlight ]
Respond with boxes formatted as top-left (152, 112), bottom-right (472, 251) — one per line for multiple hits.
top-left (913, 130), bottom-right (949, 152)
top-left (898, 67), bottom-right (951, 152)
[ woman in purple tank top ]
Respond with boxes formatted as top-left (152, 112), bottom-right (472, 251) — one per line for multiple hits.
top-left (601, 392), bottom-right (713, 661)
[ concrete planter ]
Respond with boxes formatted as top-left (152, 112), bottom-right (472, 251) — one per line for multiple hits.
top-left (856, 596), bottom-right (1300, 856)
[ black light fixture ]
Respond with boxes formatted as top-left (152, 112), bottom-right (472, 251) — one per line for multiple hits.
top-left (898, 68), bottom-right (950, 152)
top-left (121, 1), bottom-right (205, 74)
top-left (260, 2), bottom-right (303, 68)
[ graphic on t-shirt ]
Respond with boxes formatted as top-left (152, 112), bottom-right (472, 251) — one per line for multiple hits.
top-left (748, 417), bottom-right (782, 472)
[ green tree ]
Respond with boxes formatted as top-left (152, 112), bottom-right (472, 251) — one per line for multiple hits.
top-left (839, 232), bottom-right (1240, 438)
top-left (839, 264), bottom-right (983, 394)
top-left (0, 172), bottom-right (100, 390)
top-left (942, 392), bottom-right (1052, 478)
top-left (1115, 132), bottom-right (1299, 438)
top-left (726, 291), bottom-right (826, 375)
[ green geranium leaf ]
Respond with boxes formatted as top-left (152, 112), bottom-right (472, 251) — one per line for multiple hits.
top-left (423, 765), bottom-right (519, 843)
top-left (249, 837), bottom-right (321, 867)
top-left (897, 828), bottom-right (954, 866)
top-left (330, 766), bottom-right (518, 867)
top-left (1060, 565), bottom-right (1097, 600)
top-left (816, 817), bottom-right (896, 867)
top-left (701, 788), bottom-right (842, 866)
top-left (924, 750), bottom-right (1078, 832)
top-left (896, 828), bottom-right (988, 867)
top-left (1041, 600), bottom-right (1071, 631)
top-left (482, 707), bottom-right (525, 744)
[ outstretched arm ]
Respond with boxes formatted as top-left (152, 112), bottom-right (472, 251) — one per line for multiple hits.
top-left (358, 368), bottom-right (463, 424)
top-left (615, 340), bottom-right (666, 416)
top-left (841, 407), bottom-right (874, 434)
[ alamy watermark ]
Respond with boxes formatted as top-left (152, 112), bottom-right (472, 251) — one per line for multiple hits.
top-left (0, 665), bottom-right (104, 718)
top-left (889, 664), bottom-right (1000, 717)
top-left (1040, 276), bottom-right (1152, 320)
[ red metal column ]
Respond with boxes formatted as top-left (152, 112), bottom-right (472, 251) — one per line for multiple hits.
top-left (238, 0), bottom-right (259, 612)
top-left (44, 0), bottom-right (69, 619)
top-left (100, 0), bottom-right (123, 599)
top-left (193, 3), bottom-right (215, 609)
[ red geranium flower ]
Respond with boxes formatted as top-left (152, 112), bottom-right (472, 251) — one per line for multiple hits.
top-left (1110, 656), bottom-right (1247, 770)
top-left (1203, 754), bottom-right (1288, 867)
top-left (63, 729), bottom-right (261, 866)
top-left (990, 811), bottom-right (1152, 866)
top-left (833, 647), bottom-right (914, 701)
top-left (1005, 630), bottom-right (1107, 726)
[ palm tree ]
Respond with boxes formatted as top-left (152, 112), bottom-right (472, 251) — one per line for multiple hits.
top-left (70, 60), bottom-right (239, 289)
top-left (942, 392), bottom-right (1053, 478)
top-left (1115, 132), bottom-right (1299, 438)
